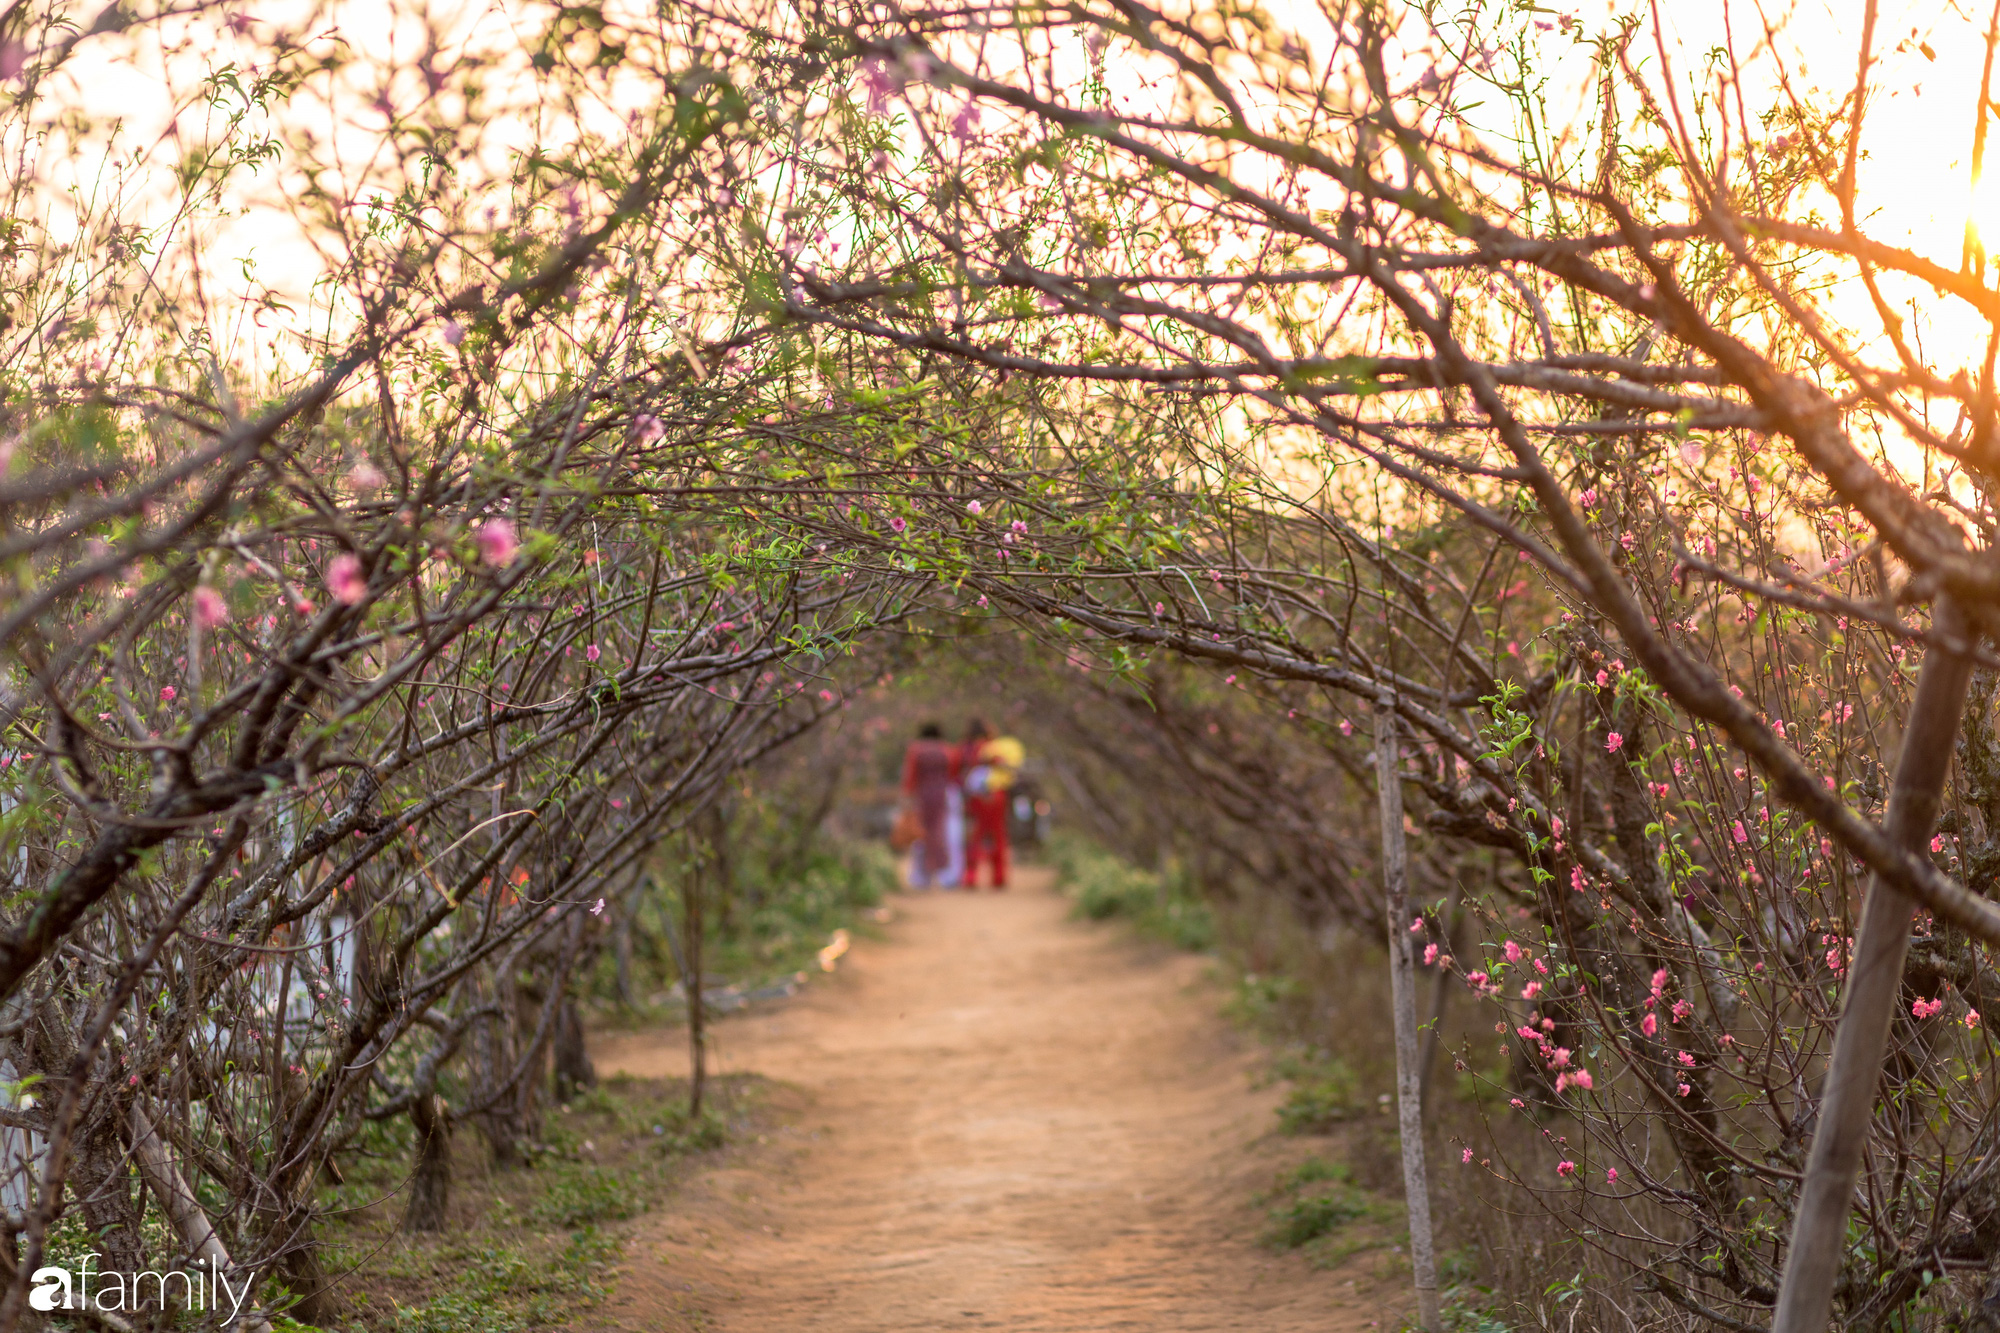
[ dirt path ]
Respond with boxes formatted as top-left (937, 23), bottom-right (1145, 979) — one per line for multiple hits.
top-left (591, 868), bottom-right (1397, 1332)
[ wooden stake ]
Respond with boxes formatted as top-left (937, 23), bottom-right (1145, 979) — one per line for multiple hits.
top-left (1376, 692), bottom-right (1440, 1332)
top-left (1771, 597), bottom-right (1975, 1333)
top-left (685, 847), bottom-right (706, 1120)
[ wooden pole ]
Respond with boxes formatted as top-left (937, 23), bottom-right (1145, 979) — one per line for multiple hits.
top-left (1771, 598), bottom-right (1975, 1333)
top-left (1417, 877), bottom-right (1462, 1111)
top-left (1376, 692), bottom-right (1440, 1332)
top-left (685, 847), bottom-right (706, 1119)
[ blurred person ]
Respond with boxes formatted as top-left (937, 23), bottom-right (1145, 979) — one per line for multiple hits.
top-left (942, 768), bottom-right (967, 890)
top-left (962, 720), bottom-right (1024, 890)
top-left (943, 718), bottom-right (989, 889)
top-left (900, 722), bottom-right (959, 888)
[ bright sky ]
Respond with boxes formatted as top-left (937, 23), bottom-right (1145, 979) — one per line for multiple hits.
top-left (24, 0), bottom-right (2000, 400)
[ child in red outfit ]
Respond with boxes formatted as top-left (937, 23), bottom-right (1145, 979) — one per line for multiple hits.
top-left (964, 785), bottom-right (1010, 888)
top-left (960, 720), bottom-right (1023, 890)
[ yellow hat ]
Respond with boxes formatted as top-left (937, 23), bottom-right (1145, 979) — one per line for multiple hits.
top-left (984, 736), bottom-right (1025, 769)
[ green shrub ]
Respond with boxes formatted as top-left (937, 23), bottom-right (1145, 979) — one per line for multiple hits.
top-left (531, 1168), bottom-right (644, 1228)
top-left (601, 832), bottom-right (898, 1008)
top-left (392, 1230), bottom-right (618, 1333)
top-left (1054, 836), bottom-right (1215, 950)
top-left (1272, 1051), bottom-right (1362, 1133)
top-left (1272, 1156), bottom-right (1352, 1192)
top-left (648, 1102), bottom-right (728, 1155)
top-left (1266, 1188), bottom-right (1373, 1248)
top-left (1258, 1155), bottom-right (1388, 1254)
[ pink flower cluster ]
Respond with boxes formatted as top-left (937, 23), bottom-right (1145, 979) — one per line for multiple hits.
top-left (1912, 997), bottom-right (1944, 1021)
top-left (328, 554), bottom-right (367, 606)
top-left (1517, 1017), bottom-right (1592, 1093)
top-left (193, 585), bottom-right (229, 628)
top-left (478, 518), bottom-right (518, 567)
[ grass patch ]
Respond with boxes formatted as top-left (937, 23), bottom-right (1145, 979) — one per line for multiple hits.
top-left (713, 841), bottom-right (897, 982)
top-left (1268, 1190), bottom-right (1375, 1248)
top-left (1437, 1246), bottom-right (1518, 1332)
top-left (1269, 1048), bottom-right (1363, 1134)
top-left (322, 1073), bottom-right (764, 1333)
top-left (1052, 835), bottom-right (1214, 951)
top-left (528, 1168), bottom-right (645, 1229)
top-left (1257, 1155), bottom-right (1396, 1268)
top-left (387, 1229), bottom-right (620, 1333)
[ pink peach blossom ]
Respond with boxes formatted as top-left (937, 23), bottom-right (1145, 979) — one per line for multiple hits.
top-left (478, 518), bottom-right (518, 567)
top-left (327, 554), bottom-right (367, 605)
top-left (193, 585), bottom-right (229, 628)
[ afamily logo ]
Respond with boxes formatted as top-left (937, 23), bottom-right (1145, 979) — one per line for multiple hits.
top-left (28, 1254), bottom-right (257, 1323)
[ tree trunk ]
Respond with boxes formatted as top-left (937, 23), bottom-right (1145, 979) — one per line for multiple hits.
top-left (1771, 597), bottom-right (1977, 1333)
top-left (1417, 877), bottom-right (1463, 1110)
top-left (1376, 694), bottom-right (1440, 1333)
top-left (128, 1104), bottom-right (273, 1333)
top-left (476, 974), bottom-right (523, 1168)
top-left (552, 998), bottom-right (595, 1101)
top-left (72, 1122), bottom-right (148, 1305)
top-left (615, 890), bottom-right (636, 1007)
top-left (685, 856), bottom-right (706, 1120)
top-left (258, 1203), bottom-right (343, 1328)
top-left (400, 1094), bottom-right (452, 1234)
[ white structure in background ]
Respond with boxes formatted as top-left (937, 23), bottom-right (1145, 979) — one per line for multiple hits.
top-left (0, 748), bottom-right (27, 886)
top-left (0, 1057), bottom-right (44, 1220)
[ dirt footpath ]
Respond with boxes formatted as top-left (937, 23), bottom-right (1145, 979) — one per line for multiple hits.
top-left (591, 867), bottom-right (1396, 1332)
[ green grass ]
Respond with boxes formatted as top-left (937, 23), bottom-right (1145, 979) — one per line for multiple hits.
top-left (1267, 1189), bottom-right (1374, 1247)
top-left (1269, 1048), bottom-right (1363, 1133)
top-left (599, 838), bottom-right (898, 1016)
top-left (1257, 1155), bottom-right (1394, 1265)
top-left (325, 1074), bottom-right (761, 1333)
top-left (715, 841), bottom-right (896, 980)
top-left (528, 1168), bottom-right (645, 1229)
top-left (1052, 835), bottom-right (1215, 951)
top-left (388, 1229), bottom-right (620, 1333)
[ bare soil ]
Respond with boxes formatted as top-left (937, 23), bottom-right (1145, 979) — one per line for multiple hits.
top-left (590, 866), bottom-right (1403, 1332)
